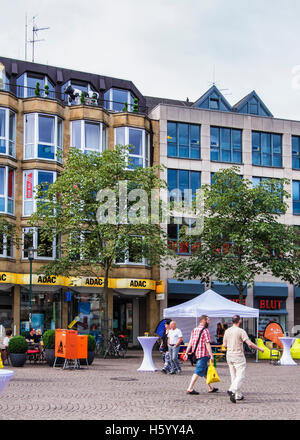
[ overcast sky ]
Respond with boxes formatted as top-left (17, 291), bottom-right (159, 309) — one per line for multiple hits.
top-left (1, 0), bottom-right (300, 120)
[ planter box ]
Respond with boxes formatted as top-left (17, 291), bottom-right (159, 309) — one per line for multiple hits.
top-left (9, 353), bottom-right (27, 367)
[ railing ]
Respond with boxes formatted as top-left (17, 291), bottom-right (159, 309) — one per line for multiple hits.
top-left (0, 83), bottom-right (148, 114)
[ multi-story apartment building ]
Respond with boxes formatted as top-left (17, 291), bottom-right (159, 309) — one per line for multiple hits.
top-left (147, 86), bottom-right (300, 336)
top-left (0, 55), bottom-right (299, 342)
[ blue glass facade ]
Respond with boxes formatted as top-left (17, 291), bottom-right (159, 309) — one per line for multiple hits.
top-left (167, 122), bottom-right (200, 159)
top-left (293, 181), bottom-right (300, 214)
top-left (252, 131), bottom-right (282, 167)
top-left (210, 127), bottom-right (242, 163)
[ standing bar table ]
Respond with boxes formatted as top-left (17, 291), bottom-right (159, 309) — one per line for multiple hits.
top-left (278, 337), bottom-right (297, 366)
top-left (0, 369), bottom-right (14, 395)
top-left (137, 336), bottom-right (158, 372)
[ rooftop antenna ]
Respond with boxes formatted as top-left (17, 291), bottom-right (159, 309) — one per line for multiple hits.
top-left (207, 65), bottom-right (232, 97)
top-left (28, 15), bottom-right (50, 63)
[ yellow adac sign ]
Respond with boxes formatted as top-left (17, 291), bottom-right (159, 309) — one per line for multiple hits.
top-left (110, 278), bottom-right (156, 290)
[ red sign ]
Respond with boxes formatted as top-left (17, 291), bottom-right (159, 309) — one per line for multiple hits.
top-left (259, 299), bottom-right (282, 310)
top-left (26, 172), bottom-right (33, 199)
top-left (229, 298), bottom-right (246, 305)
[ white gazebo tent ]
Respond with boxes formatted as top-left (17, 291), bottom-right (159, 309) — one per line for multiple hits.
top-left (163, 289), bottom-right (260, 360)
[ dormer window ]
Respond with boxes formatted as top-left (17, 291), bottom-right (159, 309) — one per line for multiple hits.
top-left (16, 73), bottom-right (55, 98)
top-left (62, 81), bottom-right (99, 106)
top-left (209, 98), bottom-right (219, 110)
top-left (104, 88), bottom-right (136, 112)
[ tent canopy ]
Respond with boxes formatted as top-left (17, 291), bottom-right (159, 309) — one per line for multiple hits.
top-left (163, 289), bottom-right (259, 319)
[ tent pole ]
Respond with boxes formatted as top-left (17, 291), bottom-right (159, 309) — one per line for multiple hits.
top-left (255, 317), bottom-right (259, 363)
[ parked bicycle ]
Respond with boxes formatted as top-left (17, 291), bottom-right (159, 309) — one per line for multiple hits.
top-left (103, 332), bottom-right (128, 359)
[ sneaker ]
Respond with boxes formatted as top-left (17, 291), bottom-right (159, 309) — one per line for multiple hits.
top-left (236, 396), bottom-right (244, 401)
top-left (170, 371), bottom-right (176, 375)
top-left (230, 393), bottom-right (236, 404)
top-left (227, 390), bottom-right (233, 396)
top-left (161, 369), bottom-right (167, 374)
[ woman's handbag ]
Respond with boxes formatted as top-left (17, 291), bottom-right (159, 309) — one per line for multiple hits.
top-left (206, 360), bottom-right (220, 385)
top-left (190, 327), bottom-right (205, 366)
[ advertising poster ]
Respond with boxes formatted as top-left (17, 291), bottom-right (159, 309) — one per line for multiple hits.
top-left (78, 302), bottom-right (91, 334)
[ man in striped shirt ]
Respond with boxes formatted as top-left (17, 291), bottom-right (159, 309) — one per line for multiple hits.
top-left (183, 315), bottom-right (218, 395)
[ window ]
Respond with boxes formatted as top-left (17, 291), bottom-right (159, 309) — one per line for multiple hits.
top-left (71, 120), bottom-right (106, 154)
top-left (62, 81), bottom-right (98, 106)
top-left (24, 113), bottom-right (63, 162)
top-left (167, 122), bottom-right (200, 159)
top-left (210, 127), bottom-right (242, 163)
top-left (167, 219), bottom-right (199, 254)
top-left (104, 88), bottom-right (136, 112)
top-left (168, 169), bottom-right (201, 202)
top-left (293, 181), bottom-right (300, 215)
top-left (292, 136), bottom-right (300, 169)
top-left (115, 127), bottom-right (149, 168)
top-left (116, 236), bottom-right (148, 265)
top-left (252, 131), bottom-right (282, 167)
top-left (23, 170), bottom-right (56, 216)
top-left (0, 108), bottom-right (16, 157)
top-left (17, 73), bottom-right (54, 99)
top-left (0, 226), bottom-right (14, 258)
top-left (0, 63), bottom-right (9, 91)
top-left (0, 166), bottom-right (15, 214)
top-left (209, 98), bottom-right (219, 110)
top-left (22, 228), bottom-right (60, 260)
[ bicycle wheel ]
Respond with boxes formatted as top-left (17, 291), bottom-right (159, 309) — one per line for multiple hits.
top-left (118, 347), bottom-right (127, 358)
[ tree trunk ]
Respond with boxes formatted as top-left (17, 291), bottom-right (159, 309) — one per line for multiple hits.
top-left (238, 284), bottom-right (244, 305)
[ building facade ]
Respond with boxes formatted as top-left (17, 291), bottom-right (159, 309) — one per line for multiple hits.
top-left (0, 56), bottom-right (300, 342)
top-left (147, 85), bottom-right (300, 336)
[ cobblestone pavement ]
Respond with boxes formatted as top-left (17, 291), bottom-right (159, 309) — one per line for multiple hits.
top-left (1, 351), bottom-right (300, 420)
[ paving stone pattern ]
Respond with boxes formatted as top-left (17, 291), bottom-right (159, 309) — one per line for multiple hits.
top-left (1, 352), bottom-right (300, 420)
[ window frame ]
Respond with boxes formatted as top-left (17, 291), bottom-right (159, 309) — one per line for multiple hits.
top-left (167, 169), bottom-right (201, 202)
top-left (24, 113), bottom-right (63, 162)
top-left (252, 131), bottom-right (282, 167)
top-left (114, 126), bottom-right (149, 168)
top-left (292, 135), bottom-right (300, 170)
top-left (167, 122), bottom-right (201, 159)
top-left (104, 88), bottom-right (136, 112)
top-left (0, 166), bottom-right (15, 215)
top-left (0, 107), bottom-right (16, 157)
top-left (22, 227), bottom-right (59, 260)
top-left (17, 73), bottom-right (55, 99)
top-left (23, 169), bottom-right (57, 217)
top-left (210, 126), bottom-right (242, 164)
top-left (293, 180), bottom-right (300, 215)
top-left (71, 120), bottom-right (106, 153)
top-left (0, 228), bottom-right (14, 259)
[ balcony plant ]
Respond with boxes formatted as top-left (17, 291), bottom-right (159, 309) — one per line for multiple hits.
top-left (133, 97), bottom-right (139, 113)
top-left (44, 84), bottom-right (49, 97)
top-left (80, 92), bottom-right (86, 104)
top-left (122, 102), bottom-right (128, 112)
top-left (34, 82), bottom-right (41, 97)
top-left (8, 336), bottom-right (28, 367)
top-left (91, 93), bottom-right (98, 105)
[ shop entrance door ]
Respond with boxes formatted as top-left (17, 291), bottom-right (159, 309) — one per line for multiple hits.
top-left (0, 288), bottom-right (13, 329)
top-left (113, 296), bottom-right (133, 342)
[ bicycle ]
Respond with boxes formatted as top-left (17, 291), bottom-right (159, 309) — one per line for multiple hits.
top-left (103, 332), bottom-right (128, 359)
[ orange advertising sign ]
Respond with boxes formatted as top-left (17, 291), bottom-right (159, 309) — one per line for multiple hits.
top-left (55, 329), bottom-right (78, 359)
top-left (77, 335), bottom-right (88, 359)
top-left (263, 322), bottom-right (284, 348)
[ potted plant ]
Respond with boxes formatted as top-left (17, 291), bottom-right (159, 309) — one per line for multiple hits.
top-left (8, 336), bottom-right (28, 367)
top-left (44, 84), bottom-right (49, 97)
top-left (133, 97), bottom-right (139, 113)
top-left (34, 81), bottom-right (41, 97)
top-left (80, 335), bottom-right (96, 365)
top-left (42, 329), bottom-right (56, 366)
top-left (80, 91), bottom-right (86, 104)
top-left (122, 101), bottom-right (128, 112)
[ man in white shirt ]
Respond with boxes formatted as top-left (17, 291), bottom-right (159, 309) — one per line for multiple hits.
top-left (223, 315), bottom-right (264, 403)
top-left (167, 321), bottom-right (183, 375)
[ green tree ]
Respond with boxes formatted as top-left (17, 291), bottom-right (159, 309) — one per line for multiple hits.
top-left (175, 167), bottom-right (300, 304)
top-left (29, 146), bottom-right (170, 344)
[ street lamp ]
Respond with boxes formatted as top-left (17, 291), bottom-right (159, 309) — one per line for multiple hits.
top-left (27, 247), bottom-right (36, 328)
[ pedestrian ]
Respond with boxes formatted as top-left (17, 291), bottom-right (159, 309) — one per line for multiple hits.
top-left (223, 315), bottom-right (264, 403)
top-left (183, 315), bottom-right (218, 394)
top-left (216, 322), bottom-right (224, 345)
top-left (160, 319), bottom-right (172, 374)
top-left (167, 321), bottom-right (183, 375)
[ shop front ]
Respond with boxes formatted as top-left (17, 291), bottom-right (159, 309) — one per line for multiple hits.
top-left (167, 279), bottom-right (205, 307)
top-left (254, 282), bottom-right (288, 336)
top-left (0, 284), bottom-right (13, 329)
top-left (211, 281), bottom-right (247, 305)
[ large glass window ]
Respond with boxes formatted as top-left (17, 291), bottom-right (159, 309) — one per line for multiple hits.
top-left (0, 226), bottom-right (14, 258)
top-left (292, 136), bottom-right (300, 169)
top-left (22, 227), bottom-right (60, 260)
top-left (293, 181), bottom-right (300, 215)
top-left (104, 88), bottom-right (136, 112)
top-left (167, 122), bottom-right (200, 159)
top-left (24, 113), bottom-right (63, 161)
top-left (252, 131), bottom-right (282, 167)
top-left (168, 169), bottom-right (201, 202)
top-left (210, 127), bottom-right (242, 163)
top-left (0, 63), bottom-right (9, 91)
top-left (71, 120), bottom-right (106, 153)
top-left (0, 166), bottom-right (14, 215)
top-left (115, 127), bottom-right (149, 168)
top-left (0, 108), bottom-right (16, 157)
top-left (167, 219), bottom-right (199, 254)
top-left (116, 236), bottom-right (147, 265)
top-left (17, 73), bottom-right (55, 99)
top-left (23, 170), bottom-right (56, 216)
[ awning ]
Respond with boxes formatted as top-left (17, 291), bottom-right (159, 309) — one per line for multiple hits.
top-left (211, 281), bottom-right (247, 297)
top-left (254, 282), bottom-right (288, 298)
top-left (167, 279), bottom-right (205, 295)
top-left (295, 286), bottom-right (300, 299)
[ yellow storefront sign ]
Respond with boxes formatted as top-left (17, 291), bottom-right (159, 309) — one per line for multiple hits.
top-left (0, 272), bottom-right (159, 291)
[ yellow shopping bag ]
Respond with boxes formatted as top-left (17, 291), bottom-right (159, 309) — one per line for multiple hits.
top-left (206, 360), bottom-right (220, 385)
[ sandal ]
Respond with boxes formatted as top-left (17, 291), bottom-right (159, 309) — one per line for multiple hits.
top-left (186, 389), bottom-right (199, 395)
top-left (208, 387), bottom-right (218, 393)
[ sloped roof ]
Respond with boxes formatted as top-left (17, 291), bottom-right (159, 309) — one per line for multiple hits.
top-left (233, 90), bottom-right (273, 117)
top-left (192, 85), bottom-right (232, 112)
